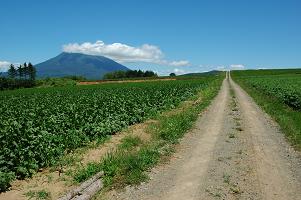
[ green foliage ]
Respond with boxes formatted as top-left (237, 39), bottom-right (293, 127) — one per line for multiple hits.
top-left (27, 63), bottom-right (36, 81)
top-left (101, 146), bottom-right (160, 187)
top-left (0, 77), bottom-right (221, 191)
top-left (25, 189), bottom-right (50, 200)
top-left (232, 70), bottom-right (301, 109)
top-left (1, 62), bottom-right (37, 90)
top-left (158, 109), bottom-right (197, 143)
top-left (231, 68), bottom-right (301, 77)
top-left (73, 162), bottom-right (102, 183)
top-left (0, 171), bottom-right (15, 192)
top-left (74, 146), bottom-right (160, 186)
top-left (7, 64), bottom-right (17, 79)
top-left (103, 69), bottom-right (157, 79)
top-left (35, 76), bottom-right (85, 88)
top-left (234, 75), bottom-right (301, 109)
top-left (0, 78), bottom-right (35, 90)
top-left (62, 75), bottom-right (87, 81)
top-left (36, 77), bottom-right (77, 87)
top-left (119, 136), bottom-right (142, 150)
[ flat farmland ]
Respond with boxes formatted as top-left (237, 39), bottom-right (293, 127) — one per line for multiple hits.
top-left (0, 76), bottom-right (221, 192)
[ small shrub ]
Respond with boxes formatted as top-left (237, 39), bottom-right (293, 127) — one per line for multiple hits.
top-left (0, 172), bottom-right (15, 192)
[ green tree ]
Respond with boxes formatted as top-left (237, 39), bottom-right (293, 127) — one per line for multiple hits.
top-left (28, 63), bottom-right (36, 81)
top-left (169, 73), bottom-right (176, 77)
top-left (104, 69), bottom-right (157, 80)
top-left (103, 72), bottom-right (114, 79)
top-left (17, 65), bottom-right (24, 79)
top-left (23, 62), bottom-right (28, 79)
top-left (7, 64), bottom-right (17, 79)
top-left (137, 70), bottom-right (144, 77)
top-left (145, 70), bottom-right (157, 77)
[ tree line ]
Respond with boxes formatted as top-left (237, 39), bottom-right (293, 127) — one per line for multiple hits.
top-left (103, 69), bottom-right (158, 79)
top-left (0, 62), bottom-right (37, 90)
top-left (7, 62), bottom-right (36, 80)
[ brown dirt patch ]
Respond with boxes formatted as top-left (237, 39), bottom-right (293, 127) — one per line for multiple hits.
top-left (0, 169), bottom-right (75, 200)
top-left (82, 120), bottom-right (155, 165)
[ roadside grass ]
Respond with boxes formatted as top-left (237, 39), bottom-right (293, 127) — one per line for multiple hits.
top-left (118, 135), bottom-right (143, 150)
top-left (229, 80), bottom-right (243, 134)
top-left (25, 189), bottom-right (51, 200)
top-left (229, 132), bottom-right (236, 138)
top-left (233, 78), bottom-right (301, 150)
top-left (51, 135), bottom-right (112, 171)
top-left (72, 77), bottom-right (224, 191)
top-left (223, 173), bottom-right (231, 184)
top-left (230, 185), bottom-right (241, 194)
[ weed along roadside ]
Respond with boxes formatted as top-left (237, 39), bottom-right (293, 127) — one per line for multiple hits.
top-left (65, 76), bottom-right (224, 199)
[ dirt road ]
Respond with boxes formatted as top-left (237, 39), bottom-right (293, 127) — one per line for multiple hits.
top-left (106, 73), bottom-right (301, 200)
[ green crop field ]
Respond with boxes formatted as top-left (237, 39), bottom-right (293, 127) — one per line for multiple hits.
top-left (232, 69), bottom-right (301, 148)
top-left (232, 69), bottom-right (301, 110)
top-left (0, 75), bottom-right (222, 191)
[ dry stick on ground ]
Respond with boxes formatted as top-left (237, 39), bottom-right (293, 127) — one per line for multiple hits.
top-left (71, 179), bottom-right (103, 200)
top-left (58, 172), bottom-right (104, 200)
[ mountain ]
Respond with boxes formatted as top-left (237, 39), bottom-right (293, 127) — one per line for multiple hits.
top-left (35, 52), bottom-right (129, 79)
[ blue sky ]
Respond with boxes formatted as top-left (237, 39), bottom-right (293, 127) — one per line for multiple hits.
top-left (0, 0), bottom-right (300, 74)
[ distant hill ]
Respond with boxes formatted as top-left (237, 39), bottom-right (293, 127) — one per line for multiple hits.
top-left (35, 52), bottom-right (129, 79)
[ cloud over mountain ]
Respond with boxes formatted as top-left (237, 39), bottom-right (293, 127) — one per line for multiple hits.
top-left (63, 40), bottom-right (190, 67)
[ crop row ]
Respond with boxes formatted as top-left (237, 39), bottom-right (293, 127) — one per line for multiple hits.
top-left (0, 77), bottom-right (220, 191)
top-left (232, 72), bottom-right (301, 110)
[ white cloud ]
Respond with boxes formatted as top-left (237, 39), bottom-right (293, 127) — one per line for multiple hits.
top-left (230, 64), bottom-right (245, 70)
top-left (169, 60), bottom-right (190, 67)
top-left (63, 40), bottom-right (190, 67)
top-left (215, 65), bottom-right (226, 71)
top-left (255, 66), bottom-right (268, 70)
top-left (171, 68), bottom-right (201, 75)
top-left (173, 68), bottom-right (186, 74)
top-left (0, 61), bottom-right (11, 72)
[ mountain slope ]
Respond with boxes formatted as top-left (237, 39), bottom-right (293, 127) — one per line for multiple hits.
top-left (36, 52), bottom-right (129, 79)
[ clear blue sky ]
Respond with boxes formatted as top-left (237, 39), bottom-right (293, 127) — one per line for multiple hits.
top-left (0, 0), bottom-right (300, 74)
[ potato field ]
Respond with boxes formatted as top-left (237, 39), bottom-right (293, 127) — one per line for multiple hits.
top-left (232, 69), bottom-right (301, 110)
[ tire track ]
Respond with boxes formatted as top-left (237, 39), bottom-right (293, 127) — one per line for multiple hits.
top-left (230, 74), bottom-right (301, 200)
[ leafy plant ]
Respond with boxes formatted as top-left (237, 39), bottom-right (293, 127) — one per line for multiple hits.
top-left (0, 171), bottom-right (15, 192)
